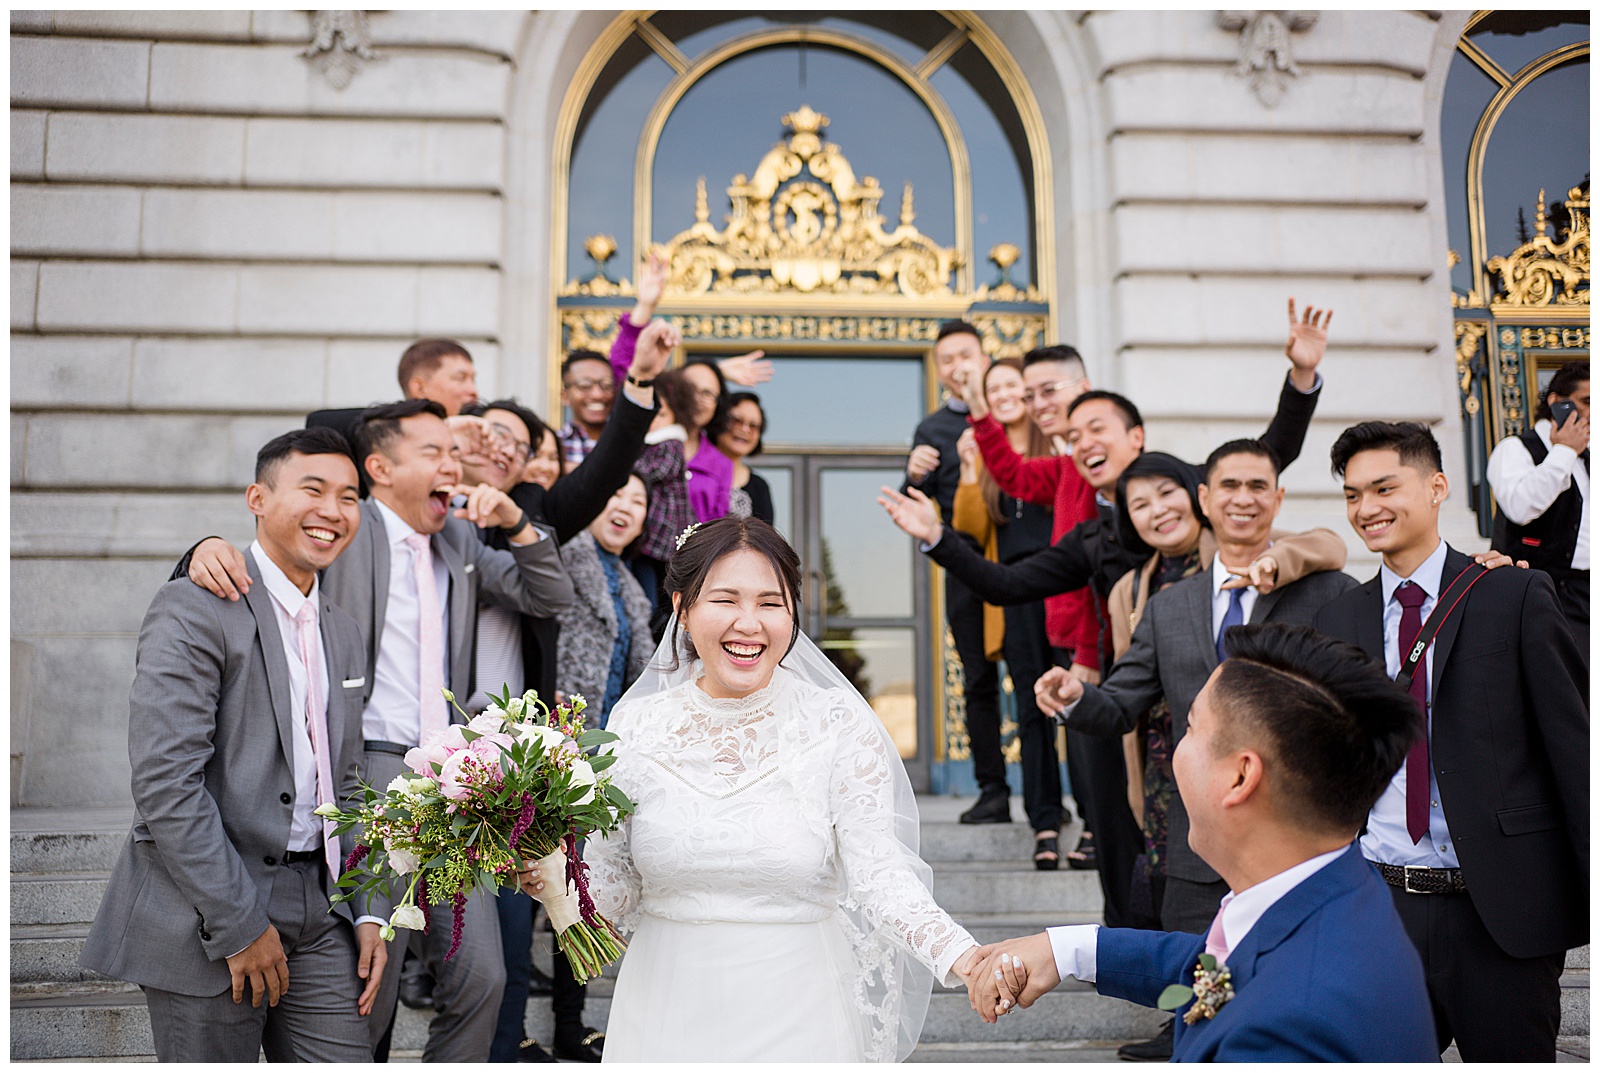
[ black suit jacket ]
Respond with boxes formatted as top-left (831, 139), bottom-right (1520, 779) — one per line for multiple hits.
top-left (1069, 568), bottom-right (1359, 883)
top-left (1313, 547), bottom-right (1589, 958)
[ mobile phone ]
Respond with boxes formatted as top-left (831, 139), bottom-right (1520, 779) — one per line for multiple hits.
top-left (1552, 399), bottom-right (1577, 429)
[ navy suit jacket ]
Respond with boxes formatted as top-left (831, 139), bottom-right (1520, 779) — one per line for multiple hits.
top-left (1095, 845), bottom-right (1437, 1062)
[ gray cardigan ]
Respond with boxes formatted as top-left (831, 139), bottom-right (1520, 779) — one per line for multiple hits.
top-left (555, 531), bottom-right (654, 718)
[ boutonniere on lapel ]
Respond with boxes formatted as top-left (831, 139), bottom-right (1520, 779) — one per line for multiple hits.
top-left (1158, 953), bottom-right (1235, 1024)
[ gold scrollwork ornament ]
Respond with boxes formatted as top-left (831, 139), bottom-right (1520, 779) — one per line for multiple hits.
top-left (656, 106), bottom-right (962, 299)
top-left (1487, 186), bottom-right (1590, 309)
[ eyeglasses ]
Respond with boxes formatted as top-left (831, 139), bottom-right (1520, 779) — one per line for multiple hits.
top-left (484, 422), bottom-right (531, 464)
top-left (691, 386), bottom-right (721, 404)
top-left (725, 416), bottom-right (763, 434)
top-left (1021, 380), bottom-right (1084, 406)
top-left (563, 377), bottom-right (614, 394)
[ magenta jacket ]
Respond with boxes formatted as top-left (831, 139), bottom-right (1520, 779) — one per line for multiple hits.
top-left (609, 316), bottom-right (732, 523)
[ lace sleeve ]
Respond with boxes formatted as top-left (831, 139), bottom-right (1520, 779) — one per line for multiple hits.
top-left (827, 698), bottom-right (976, 986)
top-left (585, 809), bottom-right (642, 936)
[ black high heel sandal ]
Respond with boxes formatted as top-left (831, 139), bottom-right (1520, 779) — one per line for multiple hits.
top-left (1033, 831), bottom-right (1061, 871)
top-left (1065, 830), bottom-right (1098, 871)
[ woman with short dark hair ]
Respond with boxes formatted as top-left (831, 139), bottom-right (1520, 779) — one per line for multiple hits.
top-left (710, 391), bottom-right (775, 524)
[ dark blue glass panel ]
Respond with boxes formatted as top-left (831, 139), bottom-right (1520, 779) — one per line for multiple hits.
top-left (691, 355), bottom-right (923, 449)
top-left (1467, 13), bottom-right (1588, 79)
top-left (1481, 60), bottom-right (1590, 274)
top-left (567, 41), bottom-right (673, 279)
top-left (652, 45), bottom-right (955, 251)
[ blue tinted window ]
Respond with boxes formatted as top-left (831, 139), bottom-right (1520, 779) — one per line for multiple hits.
top-left (1481, 59), bottom-right (1590, 270)
top-left (652, 45), bottom-right (955, 250)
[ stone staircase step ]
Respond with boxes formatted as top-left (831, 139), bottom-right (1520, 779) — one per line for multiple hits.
top-left (930, 862), bottom-right (1104, 915)
top-left (908, 1040), bottom-right (1134, 1062)
top-left (12, 874), bottom-right (111, 928)
top-left (12, 809), bottom-right (131, 874)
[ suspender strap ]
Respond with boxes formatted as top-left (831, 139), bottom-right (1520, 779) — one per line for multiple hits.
top-left (1393, 564), bottom-right (1490, 694)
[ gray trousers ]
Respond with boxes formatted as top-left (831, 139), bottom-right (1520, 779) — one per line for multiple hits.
top-left (142, 858), bottom-right (374, 1062)
top-left (1161, 874), bottom-right (1229, 935)
top-left (362, 744), bottom-right (507, 1062)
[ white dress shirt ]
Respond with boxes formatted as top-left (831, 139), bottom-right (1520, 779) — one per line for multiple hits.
top-left (362, 500), bottom-right (452, 747)
top-left (1486, 418), bottom-right (1589, 569)
top-left (1360, 538), bottom-right (1458, 868)
top-left (249, 542), bottom-right (327, 853)
top-left (1046, 844), bottom-right (1350, 981)
top-left (1210, 554), bottom-right (1262, 641)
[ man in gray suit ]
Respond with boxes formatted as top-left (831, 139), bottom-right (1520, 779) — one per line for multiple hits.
top-left (83, 427), bottom-right (384, 1061)
top-left (1035, 439), bottom-right (1359, 933)
top-left (175, 399), bottom-right (576, 1061)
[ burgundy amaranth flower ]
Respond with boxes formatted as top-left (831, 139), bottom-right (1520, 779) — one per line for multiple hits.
top-left (446, 890), bottom-right (467, 960)
top-left (417, 876), bottom-right (431, 935)
top-left (508, 793), bottom-right (538, 857)
top-left (565, 831), bottom-right (600, 927)
top-left (343, 844), bottom-right (370, 874)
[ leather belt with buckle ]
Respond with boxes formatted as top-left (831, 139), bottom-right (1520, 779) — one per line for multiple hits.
top-left (280, 846), bottom-right (326, 865)
top-left (1373, 861), bottom-right (1467, 894)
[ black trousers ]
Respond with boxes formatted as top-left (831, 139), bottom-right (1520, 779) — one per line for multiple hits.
top-left (1387, 883), bottom-right (1565, 1061)
top-left (1001, 600), bottom-right (1066, 833)
top-left (1052, 647), bottom-right (1144, 929)
top-left (946, 568), bottom-right (1005, 794)
top-left (1554, 572), bottom-right (1589, 667)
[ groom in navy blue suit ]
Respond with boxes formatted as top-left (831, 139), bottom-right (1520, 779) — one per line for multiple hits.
top-left (970, 623), bottom-right (1436, 1062)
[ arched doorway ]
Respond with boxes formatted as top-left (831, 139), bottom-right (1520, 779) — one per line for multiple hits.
top-left (549, 12), bottom-right (1054, 791)
top-left (1442, 11), bottom-right (1590, 534)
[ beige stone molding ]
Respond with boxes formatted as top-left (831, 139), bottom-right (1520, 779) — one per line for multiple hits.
top-left (1216, 10), bottom-right (1319, 108)
top-left (301, 10), bottom-right (377, 90)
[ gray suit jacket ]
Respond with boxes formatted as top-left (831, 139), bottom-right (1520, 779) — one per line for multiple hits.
top-left (81, 553), bottom-right (368, 996)
top-left (1070, 568), bottom-right (1359, 884)
top-left (555, 531), bottom-right (653, 719)
top-left (323, 499), bottom-right (575, 711)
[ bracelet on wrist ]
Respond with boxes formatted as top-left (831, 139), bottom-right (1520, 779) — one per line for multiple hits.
top-left (627, 374), bottom-right (655, 388)
top-left (504, 512), bottom-right (532, 538)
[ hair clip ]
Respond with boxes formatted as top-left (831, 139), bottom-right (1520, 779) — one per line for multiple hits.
top-left (674, 522), bottom-right (702, 551)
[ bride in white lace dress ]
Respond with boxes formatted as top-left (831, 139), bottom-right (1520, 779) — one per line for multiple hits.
top-left (523, 517), bottom-right (982, 1061)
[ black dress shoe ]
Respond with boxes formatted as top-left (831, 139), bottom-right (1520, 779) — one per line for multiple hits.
top-left (518, 1038), bottom-right (558, 1063)
top-left (959, 787), bottom-right (1013, 824)
top-left (398, 960), bottom-right (435, 1010)
top-left (553, 1026), bottom-right (605, 1062)
top-left (1117, 1019), bottom-right (1174, 1061)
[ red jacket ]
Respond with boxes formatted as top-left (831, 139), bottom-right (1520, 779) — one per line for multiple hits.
top-left (969, 414), bottom-right (1101, 660)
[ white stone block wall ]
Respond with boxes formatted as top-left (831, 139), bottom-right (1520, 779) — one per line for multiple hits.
top-left (10, 10), bottom-right (528, 805)
top-left (1047, 9), bottom-right (1478, 577)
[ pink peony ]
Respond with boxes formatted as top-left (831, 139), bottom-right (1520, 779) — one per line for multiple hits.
top-left (436, 750), bottom-right (476, 802)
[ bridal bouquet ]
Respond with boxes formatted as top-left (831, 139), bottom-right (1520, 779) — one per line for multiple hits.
top-left (318, 687), bottom-right (632, 982)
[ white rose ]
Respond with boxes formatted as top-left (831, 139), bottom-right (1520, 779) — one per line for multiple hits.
top-left (568, 757), bottom-right (597, 805)
top-left (513, 722), bottom-right (567, 754)
top-left (385, 775), bottom-right (413, 795)
top-left (389, 904), bottom-right (427, 931)
top-left (386, 845), bottom-right (420, 875)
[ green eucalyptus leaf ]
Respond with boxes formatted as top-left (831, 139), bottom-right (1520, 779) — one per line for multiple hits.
top-left (1198, 953), bottom-right (1217, 973)
top-left (1157, 985), bottom-right (1195, 1011)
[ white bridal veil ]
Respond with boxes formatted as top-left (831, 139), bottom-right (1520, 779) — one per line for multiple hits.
top-left (606, 616), bottom-right (936, 1062)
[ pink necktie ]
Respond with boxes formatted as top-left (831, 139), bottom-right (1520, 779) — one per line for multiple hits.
top-left (1204, 902), bottom-right (1230, 962)
top-left (404, 532), bottom-right (448, 745)
top-left (294, 602), bottom-right (341, 878)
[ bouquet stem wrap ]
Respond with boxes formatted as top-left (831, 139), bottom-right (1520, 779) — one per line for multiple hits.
top-left (530, 844), bottom-right (626, 983)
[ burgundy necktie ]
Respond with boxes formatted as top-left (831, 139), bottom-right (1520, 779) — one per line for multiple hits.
top-left (1394, 581), bottom-right (1431, 844)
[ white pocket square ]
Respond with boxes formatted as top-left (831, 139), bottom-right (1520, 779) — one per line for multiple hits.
top-left (342, 677), bottom-right (365, 688)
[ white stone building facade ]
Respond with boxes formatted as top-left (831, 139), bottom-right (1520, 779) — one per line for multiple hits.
top-left (12, 10), bottom-right (1491, 807)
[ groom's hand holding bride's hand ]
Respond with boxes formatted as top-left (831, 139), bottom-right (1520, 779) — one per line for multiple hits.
top-left (966, 933), bottom-right (1060, 1023)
